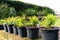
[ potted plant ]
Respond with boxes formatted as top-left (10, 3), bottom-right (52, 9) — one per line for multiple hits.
top-left (0, 19), bottom-right (9, 32)
top-left (6, 17), bottom-right (15, 33)
top-left (16, 16), bottom-right (27, 37)
top-left (40, 14), bottom-right (59, 40)
top-left (26, 16), bottom-right (39, 39)
top-left (0, 19), bottom-right (5, 30)
top-left (12, 17), bottom-right (20, 35)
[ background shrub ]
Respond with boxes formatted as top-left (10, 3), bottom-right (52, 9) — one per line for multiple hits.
top-left (0, 1), bottom-right (55, 19)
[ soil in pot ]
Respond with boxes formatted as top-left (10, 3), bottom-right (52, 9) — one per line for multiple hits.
top-left (3, 24), bottom-right (8, 32)
top-left (13, 26), bottom-right (18, 35)
top-left (26, 27), bottom-right (39, 39)
top-left (0, 24), bottom-right (4, 30)
top-left (17, 27), bottom-right (27, 37)
top-left (7, 24), bottom-right (14, 33)
top-left (41, 28), bottom-right (59, 40)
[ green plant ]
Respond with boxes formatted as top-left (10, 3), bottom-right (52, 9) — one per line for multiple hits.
top-left (6, 17), bottom-right (16, 25)
top-left (28, 16), bottom-right (39, 27)
top-left (17, 10), bottom-right (23, 16)
top-left (25, 9), bottom-right (38, 16)
top-left (21, 15), bottom-right (26, 24)
top-left (0, 3), bottom-right (8, 19)
top-left (42, 7), bottom-right (55, 16)
top-left (14, 16), bottom-right (26, 27)
top-left (0, 19), bottom-right (6, 25)
top-left (8, 7), bottom-right (17, 17)
top-left (54, 19), bottom-right (60, 26)
top-left (16, 18), bottom-right (23, 27)
top-left (24, 21), bottom-right (33, 27)
top-left (0, 3), bottom-right (17, 19)
top-left (40, 14), bottom-right (56, 29)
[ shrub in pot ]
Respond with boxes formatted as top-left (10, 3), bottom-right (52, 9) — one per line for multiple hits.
top-left (6, 17), bottom-right (15, 33)
top-left (12, 17), bottom-right (20, 35)
top-left (26, 16), bottom-right (39, 39)
top-left (40, 14), bottom-right (59, 40)
top-left (15, 16), bottom-right (27, 37)
top-left (0, 19), bottom-right (8, 32)
top-left (0, 19), bottom-right (6, 30)
top-left (13, 24), bottom-right (18, 35)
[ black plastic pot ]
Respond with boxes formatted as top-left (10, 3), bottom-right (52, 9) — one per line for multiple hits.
top-left (7, 24), bottom-right (14, 33)
top-left (13, 26), bottom-right (18, 35)
top-left (3, 24), bottom-right (8, 32)
top-left (26, 27), bottom-right (39, 39)
top-left (41, 28), bottom-right (59, 40)
top-left (17, 27), bottom-right (27, 37)
top-left (0, 24), bottom-right (4, 30)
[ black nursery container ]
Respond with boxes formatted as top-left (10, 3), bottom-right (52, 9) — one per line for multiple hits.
top-left (3, 24), bottom-right (8, 32)
top-left (7, 24), bottom-right (14, 33)
top-left (26, 27), bottom-right (39, 39)
top-left (41, 28), bottom-right (59, 40)
top-left (17, 27), bottom-right (27, 37)
top-left (13, 26), bottom-right (18, 35)
top-left (0, 24), bottom-right (4, 30)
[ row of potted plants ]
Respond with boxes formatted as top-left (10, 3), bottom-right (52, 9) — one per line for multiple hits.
top-left (0, 14), bottom-right (59, 40)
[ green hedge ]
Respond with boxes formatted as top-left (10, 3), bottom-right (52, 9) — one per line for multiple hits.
top-left (0, 3), bottom-right (16, 19)
top-left (0, 2), bottom-right (55, 19)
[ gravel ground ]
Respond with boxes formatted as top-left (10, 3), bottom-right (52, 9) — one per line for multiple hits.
top-left (0, 30), bottom-right (41, 40)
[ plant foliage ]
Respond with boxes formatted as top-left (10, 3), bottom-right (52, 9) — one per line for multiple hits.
top-left (40, 14), bottom-right (56, 29)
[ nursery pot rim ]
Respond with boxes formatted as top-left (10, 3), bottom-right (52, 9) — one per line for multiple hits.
top-left (26, 27), bottom-right (39, 29)
top-left (17, 26), bottom-right (26, 27)
top-left (41, 27), bottom-right (59, 40)
top-left (41, 27), bottom-right (59, 31)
